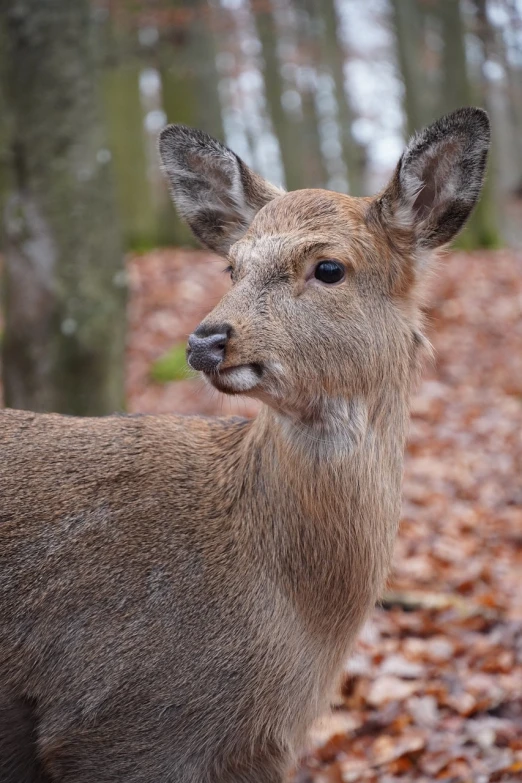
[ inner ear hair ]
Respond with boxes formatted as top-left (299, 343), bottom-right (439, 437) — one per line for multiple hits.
top-left (375, 107), bottom-right (491, 252)
top-left (159, 124), bottom-right (283, 256)
top-left (399, 108), bottom-right (490, 248)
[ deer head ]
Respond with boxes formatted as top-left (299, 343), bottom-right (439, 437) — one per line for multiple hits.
top-left (159, 109), bottom-right (490, 428)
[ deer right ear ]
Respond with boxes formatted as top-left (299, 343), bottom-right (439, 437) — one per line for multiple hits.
top-left (159, 125), bottom-right (283, 256)
top-left (372, 107), bottom-right (490, 258)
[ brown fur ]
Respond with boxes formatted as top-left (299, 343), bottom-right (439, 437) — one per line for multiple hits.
top-left (0, 108), bottom-right (490, 782)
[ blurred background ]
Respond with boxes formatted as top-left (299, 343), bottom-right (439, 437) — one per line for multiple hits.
top-left (1, 2), bottom-right (521, 781)
top-left (96, 0), bottom-right (522, 250)
top-left (1, 0), bottom-right (522, 415)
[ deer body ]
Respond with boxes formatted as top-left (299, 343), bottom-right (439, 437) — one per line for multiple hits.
top-left (0, 109), bottom-right (490, 782)
top-left (1, 403), bottom-right (403, 782)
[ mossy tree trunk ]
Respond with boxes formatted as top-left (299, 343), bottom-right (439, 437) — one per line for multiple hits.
top-left (103, 61), bottom-right (159, 250)
top-left (1, 0), bottom-right (126, 414)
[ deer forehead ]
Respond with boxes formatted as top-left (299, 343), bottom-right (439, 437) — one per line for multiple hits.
top-left (231, 189), bottom-right (375, 273)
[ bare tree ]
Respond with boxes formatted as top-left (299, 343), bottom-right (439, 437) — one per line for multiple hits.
top-left (1, 0), bottom-right (126, 414)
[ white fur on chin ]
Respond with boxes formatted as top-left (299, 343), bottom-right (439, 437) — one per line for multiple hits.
top-left (210, 366), bottom-right (260, 393)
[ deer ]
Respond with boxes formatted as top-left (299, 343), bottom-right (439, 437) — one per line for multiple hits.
top-left (0, 107), bottom-right (490, 783)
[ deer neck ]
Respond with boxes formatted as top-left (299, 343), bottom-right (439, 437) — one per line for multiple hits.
top-left (239, 384), bottom-right (411, 635)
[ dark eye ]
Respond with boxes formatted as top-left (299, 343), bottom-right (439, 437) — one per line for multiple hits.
top-left (223, 265), bottom-right (233, 278)
top-left (314, 260), bottom-right (345, 284)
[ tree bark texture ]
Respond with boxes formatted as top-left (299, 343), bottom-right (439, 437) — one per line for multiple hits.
top-left (1, 0), bottom-right (126, 414)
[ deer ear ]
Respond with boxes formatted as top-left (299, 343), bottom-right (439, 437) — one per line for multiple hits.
top-left (159, 125), bottom-right (283, 256)
top-left (374, 107), bottom-right (490, 253)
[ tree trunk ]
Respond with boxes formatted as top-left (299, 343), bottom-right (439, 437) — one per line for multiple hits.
top-left (437, 0), bottom-right (500, 249)
top-left (255, 1), bottom-right (306, 191)
top-left (0, 18), bottom-right (10, 247)
top-left (103, 61), bottom-right (160, 250)
top-left (294, 0), bottom-right (329, 188)
top-left (390, 0), bottom-right (431, 136)
top-left (157, 0), bottom-right (223, 244)
top-left (504, 0), bottom-right (522, 192)
top-left (157, 2), bottom-right (201, 246)
top-left (1, 0), bottom-right (126, 414)
top-left (314, 0), bottom-right (366, 195)
top-left (438, 0), bottom-right (473, 114)
top-left (190, 0), bottom-right (225, 142)
top-left (474, 0), bottom-right (522, 194)
top-left (159, 48), bottom-right (198, 247)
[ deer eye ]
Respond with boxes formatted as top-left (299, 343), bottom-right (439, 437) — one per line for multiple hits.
top-left (223, 264), bottom-right (236, 282)
top-left (314, 260), bottom-right (345, 284)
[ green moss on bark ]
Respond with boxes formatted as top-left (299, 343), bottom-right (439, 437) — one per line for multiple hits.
top-left (1, 0), bottom-right (126, 415)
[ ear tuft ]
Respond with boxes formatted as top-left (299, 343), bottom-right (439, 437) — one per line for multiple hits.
top-left (376, 107), bottom-right (491, 251)
top-left (159, 125), bottom-right (283, 255)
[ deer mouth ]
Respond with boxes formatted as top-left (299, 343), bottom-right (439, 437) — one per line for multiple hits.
top-left (205, 363), bottom-right (263, 394)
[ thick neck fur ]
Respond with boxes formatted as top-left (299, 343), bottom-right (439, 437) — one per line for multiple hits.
top-left (234, 379), bottom-right (411, 642)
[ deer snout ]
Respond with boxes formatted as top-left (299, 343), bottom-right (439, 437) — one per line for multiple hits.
top-left (187, 325), bottom-right (230, 373)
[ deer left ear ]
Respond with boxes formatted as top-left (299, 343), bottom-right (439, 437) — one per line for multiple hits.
top-left (374, 107), bottom-right (490, 253)
top-left (159, 125), bottom-right (284, 256)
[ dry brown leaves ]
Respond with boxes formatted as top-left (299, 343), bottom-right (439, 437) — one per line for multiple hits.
top-left (127, 247), bottom-right (522, 782)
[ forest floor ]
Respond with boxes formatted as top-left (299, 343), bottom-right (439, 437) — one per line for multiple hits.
top-left (127, 247), bottom-right (522, 783)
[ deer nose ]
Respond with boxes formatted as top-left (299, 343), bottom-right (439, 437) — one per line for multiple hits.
top-left (187, 327), bottom-right (229, 373)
